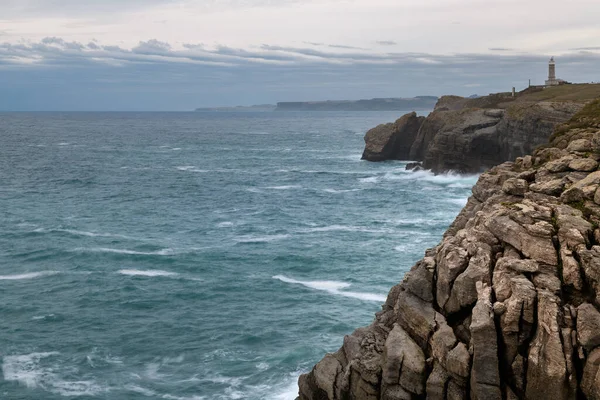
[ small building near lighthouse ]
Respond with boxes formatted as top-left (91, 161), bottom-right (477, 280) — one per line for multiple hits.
top-left (545, 57), bottom-right (566, 86)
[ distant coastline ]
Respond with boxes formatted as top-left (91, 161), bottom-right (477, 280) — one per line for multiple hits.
top-left (195, 96), bottom-right (439, 112)
top-left (195, 104), bottom-right (276, 112)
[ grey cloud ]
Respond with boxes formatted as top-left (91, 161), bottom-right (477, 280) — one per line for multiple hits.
top-left (571, 46), bottom-right (600, 51)
top-left (132, 39), bottom-right (172, 54)
top-left (376, 41), bottom-right (397, 46)
top-left (327, 44), bottom-right (366, 50)
top-left (3, 38), bottom-right (600, 72)
top-left (489, 47), bottom-right (514, 51)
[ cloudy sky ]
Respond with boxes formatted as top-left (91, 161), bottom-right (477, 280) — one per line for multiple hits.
top-left (1, 0), bottom-right (599, 110)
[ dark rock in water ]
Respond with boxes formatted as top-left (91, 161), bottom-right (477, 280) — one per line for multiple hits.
top-left (361, 112), bottom-right (425, 161)
top-left (405, 162), bottom-right (423, 171)
top-left (298, 99), bottom-right (600, 400)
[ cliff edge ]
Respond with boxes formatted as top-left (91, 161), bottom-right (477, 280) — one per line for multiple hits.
top-left (363, 84), bottom-right (600, 173)
top-left (299, 99), bottom-right (600, 399)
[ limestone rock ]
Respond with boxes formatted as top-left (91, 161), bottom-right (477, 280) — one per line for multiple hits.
top-left (362, 112), bottom-right (425, 161)
top-left (382, 324), bottom-right (425, 394)
top-left (577, 303), bottom-right (600, 351)
top-left (502, 178), bottom-right (529, 196)
top-left (567, 138), bottom-right (592, 152)
top-left (470, 283), bottom-right (501, 400)
top-left (569, 157), bottom-right (598, 172)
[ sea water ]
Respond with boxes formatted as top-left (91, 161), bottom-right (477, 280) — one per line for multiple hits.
top-left (0, 111), bottom-right (478, 399)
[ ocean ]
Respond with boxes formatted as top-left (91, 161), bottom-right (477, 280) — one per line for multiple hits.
top-left (0, 111), bottom-right (478, 399)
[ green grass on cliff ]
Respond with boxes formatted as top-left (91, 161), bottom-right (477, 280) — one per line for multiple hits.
top-left (516, 84), bottom-right (600, 103)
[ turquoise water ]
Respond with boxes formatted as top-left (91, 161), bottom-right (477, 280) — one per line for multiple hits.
top-left (0, 112), bottom-right (477, 399)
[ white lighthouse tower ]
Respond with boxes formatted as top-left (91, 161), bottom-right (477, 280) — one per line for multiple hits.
top-left (545, 57), bottom-right (560, 86)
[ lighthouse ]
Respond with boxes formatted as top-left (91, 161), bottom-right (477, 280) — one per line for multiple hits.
top-left (545, 57), bottom-right (560, 86)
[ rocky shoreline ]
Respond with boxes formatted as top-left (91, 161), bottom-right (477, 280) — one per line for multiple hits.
top-left (299, 99), bottom-right (600, 399)
top-left (362, 85), bottom-right (600, 174)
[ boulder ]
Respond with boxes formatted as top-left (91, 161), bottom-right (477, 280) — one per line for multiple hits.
top-left (569, 158), bottom-right (598, 172)
top-left (502, 178), bottom-right (529, 196)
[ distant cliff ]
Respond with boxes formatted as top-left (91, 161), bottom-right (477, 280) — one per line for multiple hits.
top-left (362, 84), bottom-right (600, 173)
top-left (275, 97), bottom-right (438, 112)
top-left (299, 98), bottom-right (600, 400)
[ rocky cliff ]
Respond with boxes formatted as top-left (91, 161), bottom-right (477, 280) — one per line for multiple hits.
top-left (299, 99), bottom-right (600, 399)
top-left (364, 85), bottom-right (600, 173)
top-left (361, 112), bottom-right (425, 161)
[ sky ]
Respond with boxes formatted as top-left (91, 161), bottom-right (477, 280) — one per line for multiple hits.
top-left (0, 0), bottom-right (599, 110)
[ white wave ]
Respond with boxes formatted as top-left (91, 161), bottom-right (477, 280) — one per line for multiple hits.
top-left (73, 247), bottom-right (175, 256)
top-left (263, 185), bottom-right (302, 190)
top-left (298, 225), bottom-right (389, 234)
top-left (0, 271), bottom-right (60, 281)
top-left (236, 234), bottom-right (290, 243)
top-left (448, 182), bottom-right (473, 188)
top-left (272, 378), bottom-right (301, 400)
top-left (448, 198), bottom-right (469, 206)
top-left (118, 269), bottom-right (179, 277)
top-left (389, 169), bottom-right (479, 186)
top-left (359, 176), bottom-right (379, 183)
top-left (38, 227), bottom-right (138, 240)
top-left (217, 221), bottom-right (234, 228)
top-left (256, 362), bottom-right (269, 371)
top-left (176, 166), bottom-right (207, 173)
top-left (273, 275), bottom-right (386, 302)
top-left (2, 352), bottom-right (106, 397)
top-left (32, 314), bottom-right (55, 320)
top-left (322, 188), bottom-right (362, 194)
top-left (57, 142), bottom-right (71, 146)
top-left (171, 148), bottom-right (182, 151)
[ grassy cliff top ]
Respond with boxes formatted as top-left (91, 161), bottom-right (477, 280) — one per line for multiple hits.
top-left (436, 84), bottom-right (600, 111)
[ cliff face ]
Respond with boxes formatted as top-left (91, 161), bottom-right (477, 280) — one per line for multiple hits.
top-left (362, 112), bottom-right (425, 161)
top-left (299, 99), bottom-right (600, 400)
top-left (365, 85), bottom-right (600, 173)
top-left (421, 101), bottom-right (583, 173)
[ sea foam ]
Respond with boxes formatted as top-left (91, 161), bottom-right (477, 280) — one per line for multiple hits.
top-left (0, 271), bottom-right (60, 281)
top-left (273, 275), bottom-right (386, 302)
top-left (73, 247), bottom-right (175, 256)
top-left (118, 269), bottom-right (179, 277)
top-left (2, 352), bottom-right (106, 397)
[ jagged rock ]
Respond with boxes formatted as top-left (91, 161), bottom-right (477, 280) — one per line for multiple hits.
top-left (545, 155), bottom-right (574, 172)
top-left (577, 303), bottom-right (600, 351)
top-left (382, 324), bottom-right (425, 395)
top-left (470, 283), bottom-right (502, 400)
top-left (394, 290), bottom-right (437, 350)
top-left (530, 178), bottom-right (566, 196)
top-left (569, 158), bottom-right (599, 172)
top-left (484, 213), bottom-right (557, 265)
top-left (446, 342), bottom-right (471, 379)
top-left (502, 178), bottom-right (529, 196)
top-left (582, 348), bottom-right (600, 399)
top-left (567, 138), bottom-right (592, 152)
top-left (525, 289), bottom-right (570, 400)
top-left (362, 112), bottom-right (425, 161)
top-left (560, 170), bottom-right (600, 203)
top-left (426, 361), bottom-right (449, 399)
